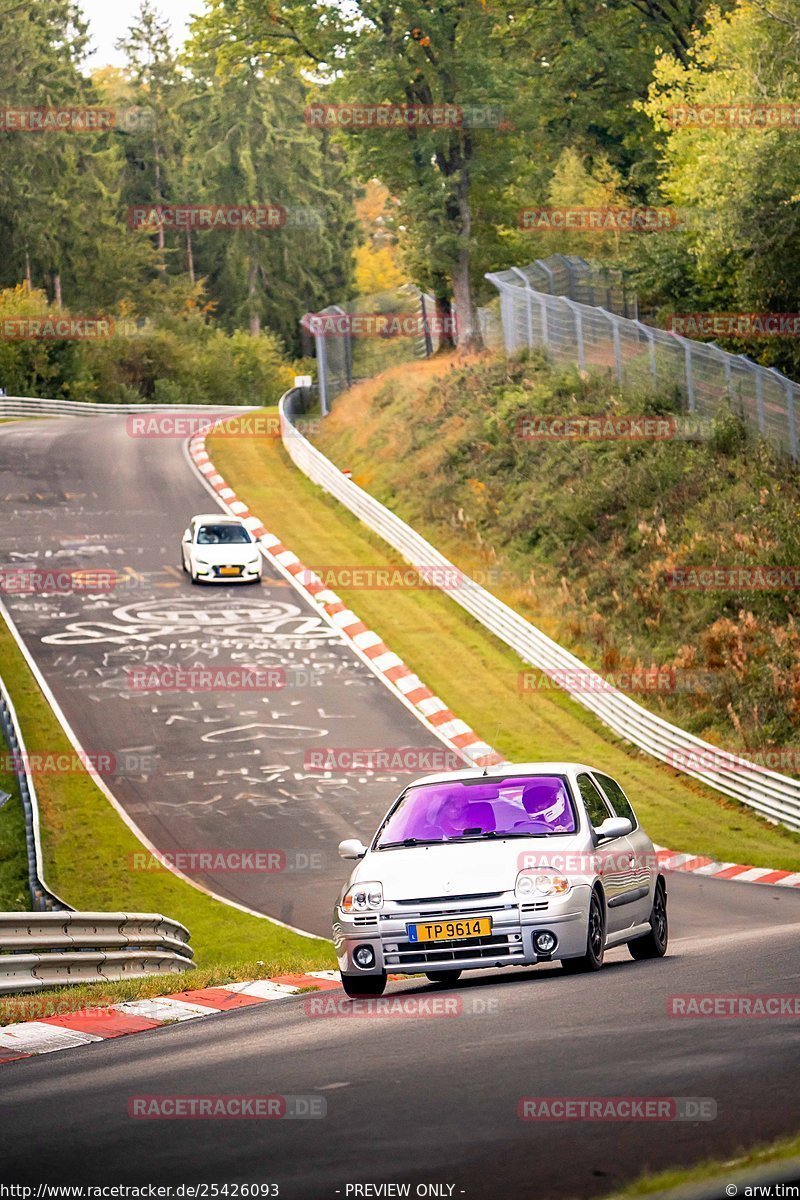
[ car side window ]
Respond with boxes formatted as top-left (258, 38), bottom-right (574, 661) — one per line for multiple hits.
top-left (594, 773), bottom-right (639, 831)
top-left (576, 773), bottom-right (612, 829)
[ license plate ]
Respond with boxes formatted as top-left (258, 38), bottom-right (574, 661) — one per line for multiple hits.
top-left (218, 566), bottom-right (242, 577)
top-left (407, 916), bottom-right (492, 943)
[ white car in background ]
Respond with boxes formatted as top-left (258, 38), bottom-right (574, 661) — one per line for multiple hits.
top-left (333, 762), bottom-right (667, 997)
top-left (181, 514), bottom-right (263, 584)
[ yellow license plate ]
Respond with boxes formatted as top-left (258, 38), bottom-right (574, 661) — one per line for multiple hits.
top-left (407, 916), bottom-right (491, 943)
top-left (219, 566), bottom-right (242, 576)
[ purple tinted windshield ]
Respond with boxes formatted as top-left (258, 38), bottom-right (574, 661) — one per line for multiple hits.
top-left (376, 775), bottom-right (576, 847)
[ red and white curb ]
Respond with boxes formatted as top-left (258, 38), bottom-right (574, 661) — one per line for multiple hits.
top-left (186, 421), bottom-right (799, 892)
top-left (655, 846), bottom-right (800, 888)
top-left (187, 429), bottom-right (499, 770)
top-left (0, 971), bottom-right (346, 1065)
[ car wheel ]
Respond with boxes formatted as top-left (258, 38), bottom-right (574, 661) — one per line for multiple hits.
top-left (561, 889), bottom-right (605, 974)
top-left (628, 878), bottom-right (668, 960)
top-left (425, 970), bottom-right (462, 984)
top-left (341, 972), bottom-right (387, 998)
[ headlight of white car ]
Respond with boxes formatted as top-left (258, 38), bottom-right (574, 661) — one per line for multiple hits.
top-left (515, 870), bottom-right (570, 899)
top-left (341, 882), bottom-right (383, 912)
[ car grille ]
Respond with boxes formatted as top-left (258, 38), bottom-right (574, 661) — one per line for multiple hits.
top-left (383, 932), bottom-right (526, 966)
top-left (351, 915), bottom-right (379, 927)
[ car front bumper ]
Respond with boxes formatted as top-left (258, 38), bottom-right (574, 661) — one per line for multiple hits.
top-left (333, 886), bottom-right (592, 976)
top-left (194, 563), bottom-right (262, 582)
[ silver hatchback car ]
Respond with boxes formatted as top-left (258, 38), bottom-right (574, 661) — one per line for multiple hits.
top-left (333, 762), bottom-right (668, 997)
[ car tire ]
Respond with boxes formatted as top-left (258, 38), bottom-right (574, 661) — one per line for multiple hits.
top-left (341, 972), bottom-right (387, 998)
top-left (425, 970), bottom-right (462, 984)
top-left (628, 878), bottom-right (668, 960)
top-left (561, 889), bottom-right (605, 974)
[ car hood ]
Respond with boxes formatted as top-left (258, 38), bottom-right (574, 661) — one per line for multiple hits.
top-left (192, 544), bottom-right (259, 564)
top-left (353, 837), bottom-right (587, 900)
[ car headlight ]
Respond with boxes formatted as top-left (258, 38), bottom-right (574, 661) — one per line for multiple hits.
top-left (515, 870), bottom-right (570, 899)
top-left (195, 559), bottom-right (210, 569)
top-left (341, 882), bottom-right (383, 912)
top-left (247, 557), bottom-right (261, 568)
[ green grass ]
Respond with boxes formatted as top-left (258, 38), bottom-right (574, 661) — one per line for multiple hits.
top-left (0, 618), bottom-right (335, 981)
top-left (0, 961), bottom-right (320, 1027)
top-left (0, 736), bottom-right (29, 911)
top-left (209, 397), bottom-right (800, 871)
top-left (607, 1132), bottom-right (800, 1197)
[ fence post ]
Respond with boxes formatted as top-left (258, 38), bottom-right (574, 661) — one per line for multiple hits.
top-left (610, 314), bottom-right (623, 384)
top-left (420, 293), bottom-right (433, 358)
top-left (315, 322), bottom-right (329, 417)
top-left (635, 320), bottom-right (656, 382)
top-left (754, 365), bottom-right (766, 434)
top-left (783, 376), bottom-right (799, 461)
top-left (563, 298), bottom-right (585, 370)
top-left (680, 337), bottom-right (696, 413)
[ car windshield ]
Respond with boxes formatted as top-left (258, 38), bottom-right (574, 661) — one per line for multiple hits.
top-left (196, 524), bottom-right (251, 545)
top-left (375, 775), bottom-right (576, 848)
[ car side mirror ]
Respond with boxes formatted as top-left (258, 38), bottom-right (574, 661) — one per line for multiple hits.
top-left (182, 530), bottom-right (191, 543)
top-left (595, 816), bottom-right (633, 841)
top-left (338, 838), bottom-right (368, 860)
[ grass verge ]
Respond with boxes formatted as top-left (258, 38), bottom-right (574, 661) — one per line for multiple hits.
top-left (0, 617), bottom-right (335, 988)
top-left (0, 730), bottom-right (30, 911)
top-left (209, 391), bottom-right (800, 871)
top-left (608, 1132), bottom-right (800, 1197)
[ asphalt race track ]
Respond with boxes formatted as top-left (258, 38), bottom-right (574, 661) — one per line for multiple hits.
top-left (1, 413), bottom-right (799, 1196)
top-left (0, 415), bottom-right (450, 934)
top-left (1, 876), bottom-right (799, 1196)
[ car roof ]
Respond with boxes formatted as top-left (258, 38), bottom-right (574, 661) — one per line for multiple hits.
top-left (404, 762), bottom-right (603, 788)
top-left (191, 513), bottom-right (245, 525)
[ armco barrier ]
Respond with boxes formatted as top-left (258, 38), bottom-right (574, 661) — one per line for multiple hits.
top-left (0, 913), bottom-right (194, 993)
top-left (280, 387), bottom-right (800, 833)
top-left (0, 397), bottom-right (256, 419)
top-left (0, 672), bottom-right (69, 912)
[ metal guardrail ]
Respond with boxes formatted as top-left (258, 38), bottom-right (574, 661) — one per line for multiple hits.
top-left (0, 669), bottom-right (195, 990)
top-left (280, 387), bottom-right (800, 833)
top-left (0, 913), bottom-right (194, 994)
top-left (0, 397), bottom-right (256, 419)
top-left (486, 267), bottom-right (800, 463)
top-left (0, 673), bottom-right (70, 912)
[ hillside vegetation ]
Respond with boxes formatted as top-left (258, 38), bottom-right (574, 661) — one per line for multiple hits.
top-left (312, 355), bottom-right (800, 766)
